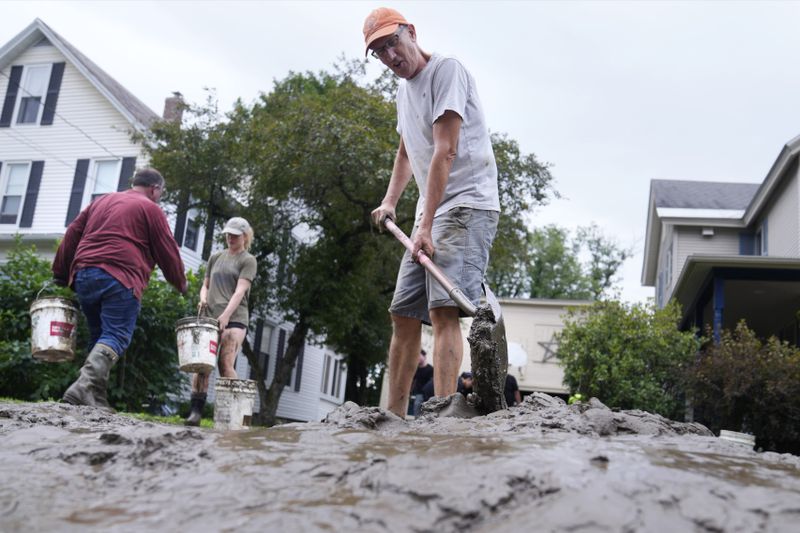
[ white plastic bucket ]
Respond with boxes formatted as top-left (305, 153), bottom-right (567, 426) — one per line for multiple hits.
top-left (30, 297), bottom-right (80, 362)
top-left (175, 317), bottom-right (219, 373)
top-left (214, 378), bottom-right (257, 430)
top-left (719, 430), bottom-right (756, 448)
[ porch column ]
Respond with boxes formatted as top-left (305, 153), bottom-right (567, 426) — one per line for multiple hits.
top-left (713, 277), bottom-right (725, 343)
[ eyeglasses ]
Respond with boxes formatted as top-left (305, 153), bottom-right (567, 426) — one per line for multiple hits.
top-left (370, 26), bottom-right (406, 59)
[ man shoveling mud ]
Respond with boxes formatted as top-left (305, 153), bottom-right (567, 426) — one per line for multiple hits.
top-left (365, 7), bottom-right (500, 417)
top-left (52, 168), bottom-right (187, 409)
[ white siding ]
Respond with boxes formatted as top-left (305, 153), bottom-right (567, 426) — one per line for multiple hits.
top-left (763, 168), bottom-right (799, 257)
top-left (0, 43), bottom-right (146, 236)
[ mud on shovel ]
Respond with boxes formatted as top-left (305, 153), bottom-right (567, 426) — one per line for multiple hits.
top-left (383, 218), bottom-right (509, 414)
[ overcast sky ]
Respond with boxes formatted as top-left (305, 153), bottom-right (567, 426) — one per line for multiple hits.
top-left (5, 1), bottom-right (800, 302)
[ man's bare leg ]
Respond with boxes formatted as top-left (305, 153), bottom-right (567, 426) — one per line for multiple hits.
top-left (387, 314), bottom-right (422, 417)
top-left (430, 306), bottom-right (462, 397)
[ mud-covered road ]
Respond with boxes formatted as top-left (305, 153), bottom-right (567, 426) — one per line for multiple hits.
top-left (2, 394), bottom-right (799, 532)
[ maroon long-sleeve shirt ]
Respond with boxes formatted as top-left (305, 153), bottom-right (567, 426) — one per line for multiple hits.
top-left (53, 189), bottom-right (187, 299)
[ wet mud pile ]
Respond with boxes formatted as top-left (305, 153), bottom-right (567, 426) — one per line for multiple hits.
top-left (2, 394), bottom-right (799, 532)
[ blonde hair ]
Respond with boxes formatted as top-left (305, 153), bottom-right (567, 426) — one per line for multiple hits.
top-left (243, 226), bottom-right (254, 251)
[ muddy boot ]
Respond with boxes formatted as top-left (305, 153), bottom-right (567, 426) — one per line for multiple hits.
top-left (62, 343), bottom-right (119, 409)
top-left (184, 393), bottom-right (207, 426)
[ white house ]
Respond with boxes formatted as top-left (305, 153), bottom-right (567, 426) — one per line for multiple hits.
top-left (642, 133), bottom-right (800, 343)
top-left (0, 19), bottom-right (347, 421)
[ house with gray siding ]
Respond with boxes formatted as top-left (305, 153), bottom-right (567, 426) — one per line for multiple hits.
top-left (642, 133), bottom-right (800, 343)
top-left (1, 19), bottom-right (347, 421)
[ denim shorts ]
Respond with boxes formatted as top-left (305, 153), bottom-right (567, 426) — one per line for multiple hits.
top-left (389, 207), bottom-right (499, 325)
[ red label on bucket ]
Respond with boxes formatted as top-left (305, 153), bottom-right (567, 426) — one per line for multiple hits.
top-left (50, 321), bottom-right (74, 338)
top-left (209, 340), bottom-right (218, 356)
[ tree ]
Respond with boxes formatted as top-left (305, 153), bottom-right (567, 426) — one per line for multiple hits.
top-left (236, 64), bottom-right (411, 422)
top-left (135, 92), bottom-right (242, 259)
top-left (521, 224), bottom-right (631, 300)
top-left (486, 135), bottom-right (557, 296)
top-left (557, 299), bottom-right (701, 420)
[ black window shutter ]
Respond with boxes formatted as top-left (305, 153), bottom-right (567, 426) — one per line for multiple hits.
top-left (117, 157), bottom-right (136, 191)
top-left (19, 161), bottom-right (44, 228)
top-left (276, 328), bottom-right (286, 367)
top-left (294, 344), bottom-right (305, 392)
top-left (65, 159), bottom-right (89, 225)
top-left (173, 192), bottom-right (190, 246)
top-left (0, 65), bottom-right (23, 127)
top-left (40, 62), bottom-right (65, 126)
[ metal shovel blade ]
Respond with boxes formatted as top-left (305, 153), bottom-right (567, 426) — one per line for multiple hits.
top-left (469, 283), bottom-right (509, 415)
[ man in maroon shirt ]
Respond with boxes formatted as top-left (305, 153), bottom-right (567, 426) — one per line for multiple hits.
top-left (53, 168), bottom-right (187, 409)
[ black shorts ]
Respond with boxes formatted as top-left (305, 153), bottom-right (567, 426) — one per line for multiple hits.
top-left (226, 321), bottom-right (247, 330)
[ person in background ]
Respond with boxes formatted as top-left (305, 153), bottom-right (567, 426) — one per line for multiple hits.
top-left (184, 217), bottom-right (257, 426)
top-left (504, 373), bottom-right (522, 407)
top-left (366, 7), bottom-right (500, 417)
top-left (457, 371), bottom-right (474, 397)
top-left (53, 168), bottom-right (187, 409)
top-left (409, 349), bottom-right (433, 416)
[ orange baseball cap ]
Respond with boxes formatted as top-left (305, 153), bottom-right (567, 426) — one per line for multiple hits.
top-left (363, 7), bottom-right (409, 56)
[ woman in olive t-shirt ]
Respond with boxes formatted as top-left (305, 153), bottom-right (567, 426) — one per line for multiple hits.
top-left (185, 217), bottom-right (257, 426)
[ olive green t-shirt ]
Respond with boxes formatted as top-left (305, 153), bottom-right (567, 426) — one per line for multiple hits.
top-left (206, 250), bottom-right (257, 325)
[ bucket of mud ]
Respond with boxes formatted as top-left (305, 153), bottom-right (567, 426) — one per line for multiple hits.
top-left (175, 317), bottom-right (219, 373)
top-left (30, 296), bottom-right (80, 362)
top-left (214, 378), bottom-right (257, 430)
top-left (719, 430), bottom-right (755, 449)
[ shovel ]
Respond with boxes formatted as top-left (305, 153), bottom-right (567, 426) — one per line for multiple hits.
top-left (383, 218), bottom-right (509, 414)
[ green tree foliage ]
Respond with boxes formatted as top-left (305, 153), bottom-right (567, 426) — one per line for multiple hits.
top-left (486, 135), bottom-right (558, 295)
top-left (0, 238), bottom-right (201, 410)
top-left (687, 321), bottom-right (800, 454)
top-left (0, 239), bottom-right (81, 400)
top-left (236, 64), bottom-right (410, 422)
top-left (497, 223), bottom-right (630, 299)
top-left (557, 300), bottom-right (701, 419)
top-left (135, 92), bottom-right (242, 259)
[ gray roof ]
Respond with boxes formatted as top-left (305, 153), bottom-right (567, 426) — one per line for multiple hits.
top-left (651, 179), bottom-right (760, 210)
top-left (0, 19), bottom-right (159, 130)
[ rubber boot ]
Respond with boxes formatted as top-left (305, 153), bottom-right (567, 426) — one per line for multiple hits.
top-left (62, 343), bottom-right (119, 410)
top-left (184, 392), bottom-right (207, 426)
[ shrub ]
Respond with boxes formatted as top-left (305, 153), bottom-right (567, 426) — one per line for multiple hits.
top-left (688, 321), bottom-right (800, 454)
top-left (557, 299), bottom-right (701, 420)
top-left (0, 238), bottom-right (202, 411)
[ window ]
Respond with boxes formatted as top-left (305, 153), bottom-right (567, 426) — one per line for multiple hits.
top-left (321, 352), bottom-right (344, 398)
top-left (183, 209), bottom-right (201, 251)
top-left (754, 230), bottom-right (762, 256)
top-left (0, 162), bottom-right (30, 224)
top-left (86, 159), bottom-right (121, 204)
top-left (15, 65), bottom-right (50, 125)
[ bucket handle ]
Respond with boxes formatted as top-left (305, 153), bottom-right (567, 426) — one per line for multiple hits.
top-left (36, 280), bottom-right (56, 300)
top-left (197, 302), bottom-right (212, 320)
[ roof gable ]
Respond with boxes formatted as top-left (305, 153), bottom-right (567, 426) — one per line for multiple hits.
top-left (0, 18), bottom-right (159, 131)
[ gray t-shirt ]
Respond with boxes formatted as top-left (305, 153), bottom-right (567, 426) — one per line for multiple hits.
top-left (206, 250), bottom-right (257, 325)
top-left (396, 53), bottom-right (500, 221)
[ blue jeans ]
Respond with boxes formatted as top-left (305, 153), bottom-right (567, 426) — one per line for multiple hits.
top-left (74, 267), bottom-right (141, 356)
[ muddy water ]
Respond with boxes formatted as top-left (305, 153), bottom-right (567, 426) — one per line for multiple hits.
top-left (1, 394), bottom-right (799, 532)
